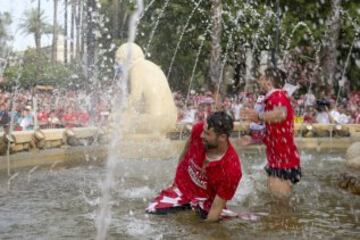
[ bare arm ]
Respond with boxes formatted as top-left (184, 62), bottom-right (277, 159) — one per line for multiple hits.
top-left (205, 195), bottom-right (227, 222)
top-left (177, 137), bottom-right (190, 164)
top-left (260, 106), bottom-right (287, 123)
top-left (241, 106), bottom-right (287, 124)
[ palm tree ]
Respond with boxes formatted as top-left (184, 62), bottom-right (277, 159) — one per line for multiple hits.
top-left (19, 8), bottom-right (51, 51)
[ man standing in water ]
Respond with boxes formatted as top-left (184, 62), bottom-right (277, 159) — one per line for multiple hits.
top-left (241, 68), bottom-right (301, 197)
top-left (146, 111), bottom-right (242, 222)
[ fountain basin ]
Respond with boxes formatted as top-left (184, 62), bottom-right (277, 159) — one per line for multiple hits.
top-left (0, 124), bottom-right (359, 173)
top-left (0, 150), bottom-right (358, 240)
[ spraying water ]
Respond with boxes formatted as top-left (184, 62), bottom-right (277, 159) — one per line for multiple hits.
top-left (166, 0), bottom-right (204, 80)
top-left (185, 26), bottom-right (210, 106)
top-left (144, 0), bottom-right (172, 56)
top-left (95, 1), bottom-right (144, 239)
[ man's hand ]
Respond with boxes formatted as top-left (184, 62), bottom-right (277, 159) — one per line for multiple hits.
top-left (206, 195), bottom-right (227, 222)
top-left (235, 135), bottom-right (253, 146)
top-left (240, 108), bottom-right (259, 122)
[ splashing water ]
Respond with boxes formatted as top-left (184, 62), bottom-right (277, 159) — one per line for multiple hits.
top-left (185, 26), bottom-right (210, 106)
top-left (166, 0), bottom-right (204, 80)
top-left (95, 1), bottom-right (144, 240)
top-left (144, 0), bottom-right (172, 56)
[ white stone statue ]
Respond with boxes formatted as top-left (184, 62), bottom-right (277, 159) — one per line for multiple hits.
top-left (115, 43), bottom-right (177, 136)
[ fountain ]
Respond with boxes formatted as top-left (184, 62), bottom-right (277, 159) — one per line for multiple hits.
top-left (115, 42), bottom-right (177, 136)
top-left (111, 42), bottom-right (179, 160)
top-left (0, 1), bottom-right (359, 240)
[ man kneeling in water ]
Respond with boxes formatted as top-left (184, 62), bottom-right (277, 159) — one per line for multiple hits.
top-left (146, 111), bottom-right (242, 222)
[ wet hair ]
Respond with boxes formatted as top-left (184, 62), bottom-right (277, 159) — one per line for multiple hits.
top-left (264, 67), bottom-right (287, 89)
top-left (206, 111), bottom-right (234, 137)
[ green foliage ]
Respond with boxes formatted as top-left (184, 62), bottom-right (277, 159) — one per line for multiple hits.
top-left (19, 8), bottom-right (52, 36)
top-left (3, 49), bottom-right (79, 89)
top-left (76, 0), bottom-right (360, 92)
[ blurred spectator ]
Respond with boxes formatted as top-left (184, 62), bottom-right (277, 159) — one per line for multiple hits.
top-left (195, 103), bottom-right (209, 122)
top-left (48, 110), bottom-right (62, 128)
top-left (19, 106), bottom-right (34, 130)
top-left (304, 90), bottom-right (316, 107)
top-left (77, 107), bottom-right (90, 127)
top-left (303, 106), bottom-right (317, 124)
top-left (315, 101), bottom-right (333, 124)
top-left (181, 103), bottom-right (196, 124)
top-left (62, 107), bottom-right (77, 128)
top-left (231, 98), bottom-right (242, 121)
top-left (330, 102), bottom-right (351, 124)
top-left (0, 102), bottom-right (10, 133)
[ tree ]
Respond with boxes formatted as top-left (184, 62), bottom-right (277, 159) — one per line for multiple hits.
top-left (3, 49), bottom-right (80, 89)
top-left (0, 12), bottom-right (12, 57)
top-left (18, 8), bottom-right (51, 51)
top-left (321, 0), bottom-right (342, 91)
top-left (85, 0), bottom-right (97, 78)
top-left (209, 0), bottom-right (222, 94)
top-left (70, 0), bottom-right (76, 62)
top-left (75, 0), bottom-right (82, 61)
top-left (52, 0), bottom-right (59, 63)
top-left (77, 0), bottom-right (360, 94)
top-left (64, 0), bottom-right (68, 63)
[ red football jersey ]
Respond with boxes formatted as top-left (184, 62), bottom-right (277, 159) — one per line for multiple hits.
top-left (263, 89), bottom-right (300, 169)
top-left (174, 122), bottom-right (242, 210)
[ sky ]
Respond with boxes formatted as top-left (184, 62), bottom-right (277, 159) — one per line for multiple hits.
top-left (1, 0), bottom-right (64, 51)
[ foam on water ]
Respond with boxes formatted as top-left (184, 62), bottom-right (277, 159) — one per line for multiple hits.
top-left (120, 186), bottom-right (155, 199)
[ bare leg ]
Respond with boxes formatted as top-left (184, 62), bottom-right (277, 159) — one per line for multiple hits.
top-left (267, 176), bottom-right (292, 198)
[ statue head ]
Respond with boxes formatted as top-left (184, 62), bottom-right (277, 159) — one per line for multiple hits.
top-left (115, 43), bottom-right (145, 66)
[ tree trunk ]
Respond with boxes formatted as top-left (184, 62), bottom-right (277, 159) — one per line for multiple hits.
top-left (75, 0), bottom-right (81, 61)
top-left (51, 0), bottom-right (58, 63)
top-left (112, 0), bottom-right (120, 39)
top-left (250, 48), bottom-right (260, 91)
top-left (64, 0), bottom-right (68, 64)
top-left (86, 0), bottom-right (97, 79)
top-left (35, 0), bottom-right (42, 51)
top-left (70, 0), bottom-right (76, 62)
top-left (209, 0), bottom-right (222, 94)
top-left (233, 43), bottom-right (246, 92)
top-left (322, 0), bottom-right (342, 90)
top-left (80, 0), bottom-right (86, 60)
top-left (120, 1), bottom-right (129, 39)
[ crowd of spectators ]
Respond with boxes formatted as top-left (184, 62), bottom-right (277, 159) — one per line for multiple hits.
top-left (0, 86), bottom-right (359, 133)
top-left (0, 88), bottom-right (111, 132)
top-left (175, 89), bottom-right (360, 125)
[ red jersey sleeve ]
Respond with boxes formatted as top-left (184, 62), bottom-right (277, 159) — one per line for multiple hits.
top-left (191, 122), bottom-right (204, 141)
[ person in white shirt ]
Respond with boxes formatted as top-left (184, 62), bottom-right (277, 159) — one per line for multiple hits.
top-left (181, 103), bottom-right (197, 124)
top-left (19, 107), bottom-right (34, 130)
top-left (231, 98), bottom-right (243, 121)
top-left (335, 105), bottom-right (350, 124)
top-left (315, 101), bottom-right (333, 124)
top-left (304, 90), bottom-right (316, 107)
